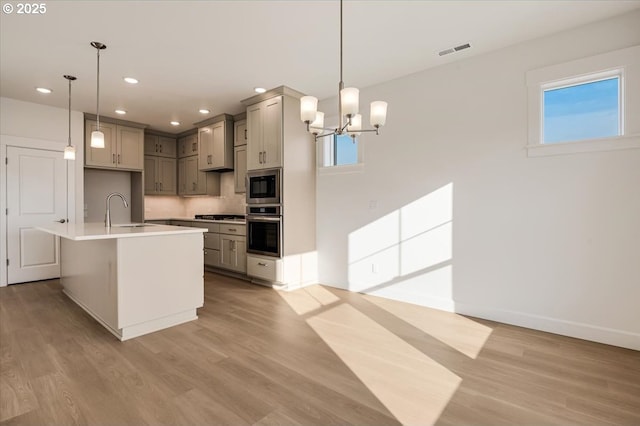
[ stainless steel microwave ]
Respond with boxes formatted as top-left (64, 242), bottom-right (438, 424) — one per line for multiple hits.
top-left (246, 168), bottom-right (281, 204)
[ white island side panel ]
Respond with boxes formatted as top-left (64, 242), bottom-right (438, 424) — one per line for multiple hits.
top-left (61, 238), bottom-right (119, 333)
top-left (116, 233), bottom-right (204, 330)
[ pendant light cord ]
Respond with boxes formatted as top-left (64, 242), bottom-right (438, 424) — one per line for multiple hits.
top-left (68, 77), bottom-right (72, 146)
top-left (96, 47), bottom-right (100, 131)
top-left (340, 0), bottom-right (343, 85)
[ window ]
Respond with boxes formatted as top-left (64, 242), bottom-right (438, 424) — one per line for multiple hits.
top-left (319, 119), bottom-right (364, 173)
top-left (333, 134), bottom-right (358, 166)
top-left (543, 75), bottom-right (621, 144)
top-left (526, 45), bottom-right (640, 157)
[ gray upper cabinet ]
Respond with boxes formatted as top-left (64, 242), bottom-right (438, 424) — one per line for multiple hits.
top-left (178, 133), bottom-right (198, 158)
top-left (234, 119), bottom-right (247, 193)
top-left (144, 134), bottom-right (177, 158)
top-left (85, 120), bottom-right (144, 171)
top-left (246, 96), bottom-right (282, 170)
top-left (197, 114), bottom-right (234, 171)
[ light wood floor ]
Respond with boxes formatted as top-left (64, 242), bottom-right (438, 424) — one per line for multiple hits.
top-left (1, 273), bottom-right (639, 425)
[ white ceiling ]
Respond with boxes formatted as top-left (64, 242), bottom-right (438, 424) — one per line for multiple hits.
top-left (1, 1), bottom-right (639, 133)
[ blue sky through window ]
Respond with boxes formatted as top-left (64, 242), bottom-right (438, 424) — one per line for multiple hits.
top-left (543, 77), bottom-right (619, 143)
top-left (335, 134), bottom-right (358, 165)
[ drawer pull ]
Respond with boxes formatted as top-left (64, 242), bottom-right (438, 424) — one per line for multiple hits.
top-left (257, 262), bottom-right (267, 267)
top-left (227, 228), bottom-right (236, 232)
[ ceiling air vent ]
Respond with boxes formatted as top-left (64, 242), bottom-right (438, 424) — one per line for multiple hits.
top-left (439, 43), bottom-right (471, 57)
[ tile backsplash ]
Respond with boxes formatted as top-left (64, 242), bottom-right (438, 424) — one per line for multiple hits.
top-left (144, 171), bottom-right (246, 219)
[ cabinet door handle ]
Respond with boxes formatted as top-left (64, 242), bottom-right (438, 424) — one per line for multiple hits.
top-left (192, 142), bottom-right (197, 152)
top-left (257, 262), bottom-right (267, 267)
top-left (155, 144), bottom-right (158, 152)
top-left (117, 154), bottom-right (121, 164)
top-left (160, 182), bottom-right (163, 191)
top-left (259, 151), bottom-right (263, 164)
top-left (228, 228), bottom-right (236, 232)
top-left (155, 182), bottom-right (158, 191)
top-left (112, 153), bottom-right (116, 164)
top-left (244, 129), bottom-right (247, 140)
top-left (263, 151), bottom-right (266, 163)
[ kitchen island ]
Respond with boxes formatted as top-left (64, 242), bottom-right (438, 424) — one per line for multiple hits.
top-left (38, 222), bottom-right (205, 341)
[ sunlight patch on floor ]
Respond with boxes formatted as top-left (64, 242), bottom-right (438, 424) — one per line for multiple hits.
top-left (306, 303), bottom-right (462, 425)
top-left (364, 294), bottom-right (493, 359)
top-left (276, 285), bottom-right (340, 316)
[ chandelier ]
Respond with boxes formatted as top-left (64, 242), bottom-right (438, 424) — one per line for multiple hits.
top-left (300, 0), bottom-right (388, 140)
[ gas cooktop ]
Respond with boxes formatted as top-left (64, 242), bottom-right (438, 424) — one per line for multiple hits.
top-left (194, 214), bottom-right (245, 221)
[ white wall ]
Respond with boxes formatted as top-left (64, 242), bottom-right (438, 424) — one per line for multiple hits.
top-left (0, 97), bottom-right (85, 286)
top-left (316, 11), bottom-right (640, 350)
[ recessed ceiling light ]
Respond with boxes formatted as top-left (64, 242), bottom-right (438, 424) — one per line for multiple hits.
top-left (115, 109), bottom-right (127, 115)
top-left (36, 87), bottom-right (52, 94)
top-left (123, 77), bottom-right (139, 84)
top-left (170, 121), bottom-right (180, 126)
top-left (254, 87), bottom-right (266, 93)
top-left (199, 109), bottom-right (210, 114)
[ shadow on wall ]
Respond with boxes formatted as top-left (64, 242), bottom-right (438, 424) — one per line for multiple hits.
top-left (347, 182), bottom-right (454, 311)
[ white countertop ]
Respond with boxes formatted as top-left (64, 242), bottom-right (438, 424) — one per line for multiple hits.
top-left (147, 217), bottom-right (247, 225)
top-left (37, 222), bottom-right (206, 241)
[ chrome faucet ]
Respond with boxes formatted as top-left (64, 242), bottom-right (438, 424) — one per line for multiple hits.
top-left (105, 192), bottom-right (129, 227)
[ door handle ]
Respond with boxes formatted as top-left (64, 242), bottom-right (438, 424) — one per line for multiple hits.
top-left (263, 151), bottom-right (266, 163)
top-left (55, 219), bottom-right (66, 223)
top-left (259, 152), bottom-right (263, 164)
top-left (244, 129), bottom-right (247, 140)
top-left (117, 154), bottom-right (121, 164)
top-left (112, 153), bottom-right (116, 164)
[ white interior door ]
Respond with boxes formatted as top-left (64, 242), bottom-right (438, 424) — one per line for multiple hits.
top-left (6, 146), bottom-right (67, 284)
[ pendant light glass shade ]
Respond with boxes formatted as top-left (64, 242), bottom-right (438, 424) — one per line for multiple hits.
top-left (370, 101), bottom-right (388, 127)
top-left (300, 96), bottom-right (318, 122)
top-left (63, 75), bottom-right (77, 160)
top-left (64, 145), bottom-right (76, 160)
top-left (91, 130), bottom-right (105, 148)
top-left (347, 113), bottom-right (362, 137)
top-left (340, 87), bottom-right (359, 116)
top-left (309, 111), bottom-right (325, 135)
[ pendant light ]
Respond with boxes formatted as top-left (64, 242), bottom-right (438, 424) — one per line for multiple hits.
top-left (90, 41), bottom-right (107, 148)
top-left (63, 75), bottom-right (77, 160)
top-left (300, 0), bottom-right (388, 139)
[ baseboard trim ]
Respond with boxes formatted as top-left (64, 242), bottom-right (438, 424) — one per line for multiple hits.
top-left (453, 301), bottom-right (640, 351)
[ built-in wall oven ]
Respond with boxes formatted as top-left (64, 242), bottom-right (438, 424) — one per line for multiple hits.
top-left (246, 205), bottom-right (282, 258)
top-left (246, 168), bottom-right (281, 205)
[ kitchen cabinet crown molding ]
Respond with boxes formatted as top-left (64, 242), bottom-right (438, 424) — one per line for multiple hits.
top-left (83, 113), bottom-right (148, 129)
top-left (193, 113), bottom-right (234, 128)
top-left (145, 129), bottom-right (179, 139)
top-left (233, 111), bottom-right (247, 122)
top-left (240, 85), bottom-right (305, 106)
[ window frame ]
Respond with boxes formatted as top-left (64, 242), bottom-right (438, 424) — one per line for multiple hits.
top-left (317, 117), bottom-right (365, 174)
top-left (526, 45), bottom-right (640, 157)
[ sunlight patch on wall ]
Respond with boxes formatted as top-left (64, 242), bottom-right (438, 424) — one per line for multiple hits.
top-left (364, 294), bottom-right (493, 359)
top-left (307, 303), bottom-right (462, 425)
top-left (348, 183), bottom-right (454, 299)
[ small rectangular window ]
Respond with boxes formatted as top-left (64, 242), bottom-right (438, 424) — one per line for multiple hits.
top-left (334, 134), bottom-right (358, 166)
top-left (543, 75), bottom-right (621, 144)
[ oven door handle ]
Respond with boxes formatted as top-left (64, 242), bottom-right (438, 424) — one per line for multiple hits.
top-left (247, 215), bottom-right (281, 222)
